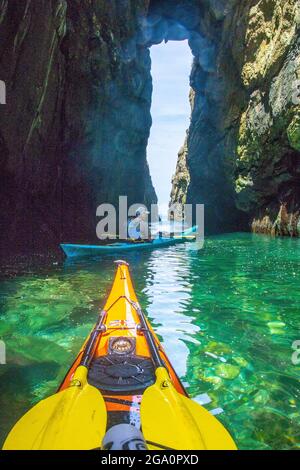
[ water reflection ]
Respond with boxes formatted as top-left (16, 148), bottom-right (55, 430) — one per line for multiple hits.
top-left (144, 246), bottom-right (200, 378)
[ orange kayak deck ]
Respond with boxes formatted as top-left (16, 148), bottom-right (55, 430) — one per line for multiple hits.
top-left (59, 261), bottom-right (187, 429)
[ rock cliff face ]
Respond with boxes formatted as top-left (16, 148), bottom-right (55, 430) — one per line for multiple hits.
top-left (1, 0), bottom-right (300, 258)
top-left (170, 0), bottom-right (300, 235)
top-left (170, 133), bottom-right (190, 215)
top-left (232, 0), bottom-right (300, 235)
top-left (169, 90), bottom-right (193, 220)
top-left (0, 0), bottom-right (155, 256)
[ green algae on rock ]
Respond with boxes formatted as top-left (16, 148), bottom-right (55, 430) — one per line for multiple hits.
top-left (287, 113), bottom-right (300, 151)
top-left (215, 363), bottom-right (241, 380)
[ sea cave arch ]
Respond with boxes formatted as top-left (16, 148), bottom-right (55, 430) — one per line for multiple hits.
top-left (142, 0), bottom-right (246, 232)
top-left (60, 0), bottom-right (247, 241)
top-left (90, 0), bottom-right (247, 236)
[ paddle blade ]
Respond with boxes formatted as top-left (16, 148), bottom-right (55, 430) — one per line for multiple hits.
top-left (3, 367), bottom-right (107, 450)
top-left (141, 367), bottom-right (237, 450)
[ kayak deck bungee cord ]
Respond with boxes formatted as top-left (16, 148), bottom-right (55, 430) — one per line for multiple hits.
top-left (3, 261), bottom-right (237, 450)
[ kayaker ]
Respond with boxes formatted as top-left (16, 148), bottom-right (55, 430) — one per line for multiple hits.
top-left (128, 207), bottom-right (150, 241)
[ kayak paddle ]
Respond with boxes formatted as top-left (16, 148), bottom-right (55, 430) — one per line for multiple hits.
top-left (3, 311), bottom-right (108, 450)
top-left (141, 367), bottom-right (237, 450)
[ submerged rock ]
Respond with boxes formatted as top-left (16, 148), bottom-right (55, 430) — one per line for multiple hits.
top-left (5, 334), bottom-right (70, 367)
top-left (215, 363), bottom-right (240, 380)
top-left (205, 340), bottom-right (233, 356)
top-left (200, 372), bottom-right (223, 387)
top-left (267, 321), bottom-right (286, 335)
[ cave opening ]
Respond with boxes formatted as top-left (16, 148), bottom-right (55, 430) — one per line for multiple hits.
top-left (141, 0), bottom-right (249, 234)
top-left (147, 40), bottom-right (192, 216)
top-left (141, 0), bottom-right (225, 228)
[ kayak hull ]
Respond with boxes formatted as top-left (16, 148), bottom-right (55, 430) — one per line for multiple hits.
top-left (60, 226), bottom-right (197, 258)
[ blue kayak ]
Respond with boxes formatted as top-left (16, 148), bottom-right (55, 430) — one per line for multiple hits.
top-left (60, 226), bottom-right (197, 258)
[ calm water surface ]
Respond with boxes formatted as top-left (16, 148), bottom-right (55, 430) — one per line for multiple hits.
top-left (0, 233), bottom-right (299, 449)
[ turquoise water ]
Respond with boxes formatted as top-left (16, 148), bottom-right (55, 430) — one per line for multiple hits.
top-left (0, 233), bottom-right (299, 449)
